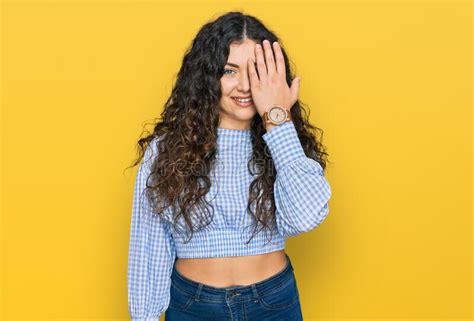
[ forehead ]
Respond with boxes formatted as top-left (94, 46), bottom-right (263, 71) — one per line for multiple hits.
top-left (227, 39), bottom-right (257, 66)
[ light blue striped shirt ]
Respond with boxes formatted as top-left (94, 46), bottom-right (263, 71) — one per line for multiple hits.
top-left (127, 120), bottom-right (332, 320)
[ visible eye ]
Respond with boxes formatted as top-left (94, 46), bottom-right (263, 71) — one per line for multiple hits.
top-left (223, 69), bottom-right (236, 75)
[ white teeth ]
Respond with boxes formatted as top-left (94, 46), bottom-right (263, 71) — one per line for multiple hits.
top-left (234, 98), bottom-right (252, 102)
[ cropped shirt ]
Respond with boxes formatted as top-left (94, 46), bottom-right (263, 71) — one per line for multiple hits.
top-left (127, 120), bottom-right (332, 321)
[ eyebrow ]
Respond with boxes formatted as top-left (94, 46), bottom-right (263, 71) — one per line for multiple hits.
top-left (225, 62), bottom-right (240, 68)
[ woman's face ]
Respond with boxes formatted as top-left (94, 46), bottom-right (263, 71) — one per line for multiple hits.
top-left (218, 38), bottom-right (258, 130)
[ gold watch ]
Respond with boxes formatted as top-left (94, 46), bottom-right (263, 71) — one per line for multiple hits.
top-left (263, 105), bottom-right (292, 127)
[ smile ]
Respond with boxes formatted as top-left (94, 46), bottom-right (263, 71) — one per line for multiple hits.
top-left (232, 97), bottom-right (254, 107)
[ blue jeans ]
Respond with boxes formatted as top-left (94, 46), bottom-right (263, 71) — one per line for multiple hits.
top-left (165, 253), bottom-right (303, 321)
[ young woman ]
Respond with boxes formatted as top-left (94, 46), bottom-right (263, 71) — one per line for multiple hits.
top-left (127, 11), bottom-right (332, 321)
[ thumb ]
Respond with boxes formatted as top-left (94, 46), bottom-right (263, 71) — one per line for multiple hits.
top-left (291, 76), bottom-right (301, 101)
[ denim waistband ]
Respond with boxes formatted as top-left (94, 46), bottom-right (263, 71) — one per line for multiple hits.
top-left (170, 253), bottom-right (294, 303)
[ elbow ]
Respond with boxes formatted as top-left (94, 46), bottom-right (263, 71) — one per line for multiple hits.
top-left (275, 175), bottom-right (332, 237)
top-left (276, 185), bottom-right (332, 238)
top-left (303, 185), bottom-right (332, 231)
top-left (284, 202), bottom-right (331, 237)
top-left (306, 202), bottom-right (330, 231)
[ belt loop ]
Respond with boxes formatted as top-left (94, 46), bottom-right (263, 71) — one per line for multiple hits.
top-left (251, 284), bottom-right (259, 303)
top-left (194, 283), bottom-right (203, 302)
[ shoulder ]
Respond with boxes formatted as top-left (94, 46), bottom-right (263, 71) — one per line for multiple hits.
top-left (141, 134), bottom-right (166, 170)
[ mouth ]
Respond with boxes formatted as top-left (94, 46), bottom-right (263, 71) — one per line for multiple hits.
top-left (232, 97), bottom-right (254, 107)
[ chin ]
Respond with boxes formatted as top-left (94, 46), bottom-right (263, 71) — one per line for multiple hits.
top-left (234, 108), bottom-right (257, 119)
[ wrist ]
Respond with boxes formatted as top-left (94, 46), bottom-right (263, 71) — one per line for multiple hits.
top-left (262, 105), bottom-right (292, 133)
top-left (264, 123), bottom-right (277, 132)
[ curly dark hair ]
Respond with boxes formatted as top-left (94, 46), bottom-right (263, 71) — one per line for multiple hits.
top-left (126, 11), bottom-right (330, 245)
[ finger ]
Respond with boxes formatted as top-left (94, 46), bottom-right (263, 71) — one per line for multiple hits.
top-left (272, 41), bottom-right (286, 80)
top-left (262, 40), bottom-right (276, 77)
top-left (255, 43), bottom-right (267, 82)
top-left (247, 57), bottom-right (259, 86)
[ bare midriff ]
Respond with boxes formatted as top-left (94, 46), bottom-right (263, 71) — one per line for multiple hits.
top-left (174, 249), bottom-right (288, 288)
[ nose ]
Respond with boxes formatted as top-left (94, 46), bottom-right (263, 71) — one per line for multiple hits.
top-left (237, 70), bottom-right (251, 92)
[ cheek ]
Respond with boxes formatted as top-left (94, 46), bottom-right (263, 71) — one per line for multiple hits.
top-left (220, 78), bottom-right (237, 96)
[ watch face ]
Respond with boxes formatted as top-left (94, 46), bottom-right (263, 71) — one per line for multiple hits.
top-left (269, 106), bottom-right (287, 124)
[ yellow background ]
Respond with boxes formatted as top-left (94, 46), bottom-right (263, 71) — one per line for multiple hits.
top-left (1, 0), bottom-right (471, 320)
